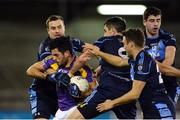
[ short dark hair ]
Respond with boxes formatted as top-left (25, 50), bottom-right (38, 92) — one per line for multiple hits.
top-left (49, 36), bottom-right (73, 54)
top-left (104, 16), bottom-right (126, 33)
top-left (46, 15), bottom-right (64, 28)
top-left (143, 7), bottom-right (161, 20)
top-left (123, 28), bottom-right (145, 48)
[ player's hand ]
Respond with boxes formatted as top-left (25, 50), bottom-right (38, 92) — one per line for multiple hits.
top-left (77, 50), bottom-right (92, 62)
top-left (83, 43), bottom-right (100, 56)
top-left (68, 83), bottom-right (81, 98)
top-left (47, 72), bottom-right (70, 87)
top-left (96, 100), bottom-right (113, 112)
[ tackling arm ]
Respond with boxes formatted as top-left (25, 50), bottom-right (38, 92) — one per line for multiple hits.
top-left (26, 61), bottom-right (48, 79)
top-left (162, 46), bottom-right (176, 65)
top-left (157, 61), bottom-right (180, 77)
top-left (84, 43), bottom-right (129, 67)
top-left (68, 49), bottom-right (92, 76)
top-left (96, 80), bottom-right (145, 112)
top-left (97, 51), bottom-right (129, 67)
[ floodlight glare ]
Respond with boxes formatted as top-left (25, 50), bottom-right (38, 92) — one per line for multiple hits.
top-left (97, 5), bottom-right (147, 15)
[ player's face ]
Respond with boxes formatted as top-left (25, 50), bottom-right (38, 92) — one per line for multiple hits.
top-left (47, 19), bottom-right (65, 39)
top-left (51, 48), bottom-right (66, 65)
top-left (103, 25), bottom-right (115, 36)
top-left (144, 15), bottom-right (161, 36)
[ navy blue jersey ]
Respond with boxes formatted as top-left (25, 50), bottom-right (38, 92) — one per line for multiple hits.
top-left (94, 35), bottom-right (130, 76)
top-left (93, 35), bottom-right (132, 97)
top-left (144, 29), bottom-right (176, 62)
top-left (129, 50), bottom-right (168, 106)
top-left (76, 35), bottom-right (136, 119)
top-left (30, 37), bottom-right (85, 90)
top-left (144, 29), bottom-right (179, 101)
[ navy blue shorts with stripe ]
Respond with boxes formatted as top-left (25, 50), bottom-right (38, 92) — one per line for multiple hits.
top-left (77, 89), bottom-right (137, 119)
top-left (29, 88), bottom-right (58, 119)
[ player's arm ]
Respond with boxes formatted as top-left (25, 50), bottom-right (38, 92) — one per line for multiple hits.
top-left (27, 54), bottom-right (59, 79)
top-left (26, 61), bottom-right (48, 79)
top-left (98, 51), bottom-right (128, 67)
top-left (157, 61), bottom-right (180, 77)
top-left (84, 43), bottom-right (129, 67)
top-left (68, 51), bottom-right (92, 76)
top-left (162, 46), bottom-right (176, 65)
top-left (96, 80), bottom-right (145, 112)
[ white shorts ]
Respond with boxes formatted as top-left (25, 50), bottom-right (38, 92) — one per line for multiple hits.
top-left (53, 106), bottom-right (77, 120)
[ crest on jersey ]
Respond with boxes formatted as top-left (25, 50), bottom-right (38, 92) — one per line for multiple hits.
top-left (138, 64), bottom-right (143, 71)
top-left (45, 47), bottom-right (50, 52)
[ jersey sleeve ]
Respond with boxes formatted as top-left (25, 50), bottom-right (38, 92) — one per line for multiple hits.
top-left (160, 29), bottom-right (176, 47)
top-left (93, 36), bottom-right (106, 50)
top-left (134, 54), bottom-right (153, 82)
top-left (71, 37), bottom-right (85, 53)
top-left (165, 33), bottom-right (176, 47)
top-left (79, 65), bottom-right (93, 83)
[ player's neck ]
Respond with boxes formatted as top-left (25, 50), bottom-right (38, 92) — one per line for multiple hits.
top-left (132, 47), bottom-right (144, 60)
top-left (146, 31), bottom-right (159, 39)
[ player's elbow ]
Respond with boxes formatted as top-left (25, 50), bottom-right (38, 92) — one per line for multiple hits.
top-left (159, 64), bottom-right (170, 75)
top-left (160, 69), bottom-right (168, 75)
top-left (159, 67), bottom-right (166, 74)
top-left (78, 58), bottom-right (87, 64)
top-left (77, 55), bottom-right (89, 65)
top-left (26, 66), bottom-right (34, 77)
top-left (131, 93), bottom-right (140, 100)
top-left (129, 91), bottom-right (140, 100)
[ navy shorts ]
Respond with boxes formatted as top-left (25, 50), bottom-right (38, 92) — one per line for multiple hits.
top-left (163, 76), bottom-right (180, 104)
top-left (166, 86), bottom-right (180, 104)
top-left (29, 87), bottom-right (58, 119)
top-left (77, 71), bottom-right (136, 119)
top-left (77, 89), bottom-right (136, 119)
top-left (141, 97), bottom-right (176, 119)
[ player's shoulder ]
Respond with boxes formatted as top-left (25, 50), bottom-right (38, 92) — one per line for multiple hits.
top-left (105, 35), bottom-right (122, 41)
top-left (137, 50), bottom-right (153, 64)
top-left (39, 37), bottom-right (50, 46)
top-left (159, 29), bottom-right (175, 39)
top-left (38, 37), bottom-right (51, 59)
top-left (70, 36), bottom-right (84, 44)
top-left (95, 35), bottom-right (123, 43)
top-left (39, 37), bottom-right (50, 48)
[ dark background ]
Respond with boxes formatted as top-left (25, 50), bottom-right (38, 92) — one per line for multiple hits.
top-left (0, 0), bottom-right (179, 118)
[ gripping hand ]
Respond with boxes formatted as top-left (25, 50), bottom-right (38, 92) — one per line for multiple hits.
top-left (68, 83), bottom-right (81, 98)
top-left (47, 72), bottom-right (70, 87)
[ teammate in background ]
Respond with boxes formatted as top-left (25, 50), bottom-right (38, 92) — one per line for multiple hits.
top-left (27, 37), bottom-right (97, 119)
top-left (143, 7), bottom-right (180, 104)
top-left (27, 15), bottom-right (84, 119)
top-left (88, 28), bottom-right (176, 119)
top-left (66, 17), bottom-right (137, 119)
